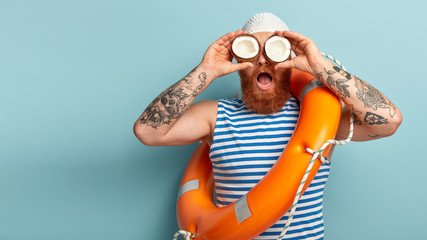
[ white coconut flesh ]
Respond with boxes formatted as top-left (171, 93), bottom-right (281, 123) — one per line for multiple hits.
top-left (265, 36), bottom-right (291, 62)
top-left (232, 35), bottom-right (260, 59)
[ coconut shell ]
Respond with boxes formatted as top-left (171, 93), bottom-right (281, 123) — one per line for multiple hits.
top-left (264, 34), bottom-right (291, 63)
top-left (231, 34), bottom-right (261, 62)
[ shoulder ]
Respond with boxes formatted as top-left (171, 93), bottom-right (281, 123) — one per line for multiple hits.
top-left (191, 99), bottom-right (218, 112)
top-left (187, 100), bottom-right (218, 144)
top-left (190, 99), bottom-right (218, 125)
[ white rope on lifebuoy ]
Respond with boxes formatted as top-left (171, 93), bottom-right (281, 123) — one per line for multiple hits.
top-left (277, 114), bottom-right (354, 239)
top-left (321, 52), bottom-right (347, 71)
top-left (172, 230), bottom-right (195, 240)
top-left (277, 53), bottom-right (352, 239)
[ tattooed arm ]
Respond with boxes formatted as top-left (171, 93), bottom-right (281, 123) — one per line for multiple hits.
top-left (134, 30), bottom-right (252, 146)
top-left (314, 61), bottom-right (401, 141)
top-left (134, 65), bottom-right (215, 146)
top-left (275, 31), bottom-right (402, 141)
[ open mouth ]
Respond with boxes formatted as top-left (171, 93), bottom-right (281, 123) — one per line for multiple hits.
top-left (256, 72), bottom-right (273, 91)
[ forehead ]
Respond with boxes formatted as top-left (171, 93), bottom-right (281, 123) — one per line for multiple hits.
top-left (252, 32), bottom-right (275, 44)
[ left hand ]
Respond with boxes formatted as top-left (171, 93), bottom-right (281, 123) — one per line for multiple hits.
top-left (274, 31), bottom-right (327, 75)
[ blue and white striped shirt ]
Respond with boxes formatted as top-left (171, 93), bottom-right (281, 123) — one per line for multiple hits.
top-left (209, 97), bottom-right (331, 240)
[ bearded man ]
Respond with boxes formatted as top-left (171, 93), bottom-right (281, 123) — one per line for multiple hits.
top-left (134, 13), bottom-right (401, 239)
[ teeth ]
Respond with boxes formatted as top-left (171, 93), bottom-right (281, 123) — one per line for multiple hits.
top-left (260, 81), bottom-right (271, 86)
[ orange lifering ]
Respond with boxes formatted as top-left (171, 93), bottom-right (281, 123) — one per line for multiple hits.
top-left (176, 69), bottom-right (341, 240)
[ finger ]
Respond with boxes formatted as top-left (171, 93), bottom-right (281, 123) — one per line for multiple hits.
top-left (282, 31), bottom-right (309, 42)
top-left (272, 32), bottom-right (302, 52)
top-left (274, 60), bottom-right (294, 71)
top-left (215, 32), bottom-right (235, 46)
top-left (222, 30), bottom-right (246, 49)
top-left (289, 37), bottom-right (313, 56)
top-left (213, 32), bottom-right (236, 49)
top-left (216, 30), bottom-right (244, 48)
top-left (230, 62), bottom-right (253, 72)
top-left (274, 31), bottom-right (306, 47)
top-left (217, 45), bottom-right (230, 56)
top-left (274, 30), bottom-right (287, 37)
top-left (291, 44), bottom-right (304, 55)
top-left (235, 29), bottom-right (246, 35)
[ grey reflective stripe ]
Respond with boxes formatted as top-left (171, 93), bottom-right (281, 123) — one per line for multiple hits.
top-left (235, 194), bottom-right (252, 224)
top-left (300, 79), bottom-right (325, 100)
top-left (177, 179), bottom-right (199, 200)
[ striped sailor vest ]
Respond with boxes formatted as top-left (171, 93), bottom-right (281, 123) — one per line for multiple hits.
top-left (209, 97), bottom-right (331, 240)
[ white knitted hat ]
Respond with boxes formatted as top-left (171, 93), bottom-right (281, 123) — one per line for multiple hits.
top-left (242, 13), bottom-right (289, 34)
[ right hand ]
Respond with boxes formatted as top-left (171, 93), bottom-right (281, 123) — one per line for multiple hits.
top-left (200, 30), bottom-right (253, 79)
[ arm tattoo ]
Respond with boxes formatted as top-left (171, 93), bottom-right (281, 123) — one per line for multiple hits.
top-left (364, 112), bottom-right (388, 125)
top-left (368, 134), bottom-right (381, 138)
top-left (345, 104), bottom-right (363, 116)
top-left (342, 106), bottom-right (363, 125)
top-left (139, 69), bottom-right (208, 129)
top-left (317, 67), bottom-right (351, 98)
top-left (354, 77), bottom-right (396, 118)
top-left (319, 65), bottom-right (396, 119)
top-left (353, 114), bottom-right (363, 125)
top-left (333, 66), bottom-right (352, 80)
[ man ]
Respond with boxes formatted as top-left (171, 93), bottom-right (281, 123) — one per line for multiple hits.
top-left (134, 13), bottom-right (401, 239)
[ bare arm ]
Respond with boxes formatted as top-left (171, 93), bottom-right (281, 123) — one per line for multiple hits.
top-left (134, 66), bottom-right (213, 146)
top-left (314, 62), bottom-right (401, 141)
top-left (316, 62), bottom-right (402, 141)
top-left (134, 30), bottom-right (253, 146)
top-left (275, 31), bottom-right (402, 141)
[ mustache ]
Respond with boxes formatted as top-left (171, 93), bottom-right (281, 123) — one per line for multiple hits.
top-left (254, 66), bottom-right (275, 76)
top-left (239, 66), bottom-right (276, 80)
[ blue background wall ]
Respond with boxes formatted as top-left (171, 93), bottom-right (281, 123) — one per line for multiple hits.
top-left (1, 0), bottom-right (426, 239)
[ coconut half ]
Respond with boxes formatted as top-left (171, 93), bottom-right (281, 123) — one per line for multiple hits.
top-left (231, 34), bottom-right (260, 62)
top-left (264, 35), bottom-right (291, 63)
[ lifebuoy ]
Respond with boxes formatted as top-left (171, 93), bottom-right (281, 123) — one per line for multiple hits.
top-left (176, 69), bottom-right (341, 240)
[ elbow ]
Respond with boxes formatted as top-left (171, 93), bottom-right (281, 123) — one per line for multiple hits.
top-left (381, 110), bottom-right (403, 138)
top-left (387, 110), bottom-right (403, 136)
top-left (133, 122), bottom-right (157, 146)
top-left (133, 121), bottom-right (169, 146)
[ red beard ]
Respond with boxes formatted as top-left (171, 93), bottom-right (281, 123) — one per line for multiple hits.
top-left (239, 66), bottom-right (291, 115)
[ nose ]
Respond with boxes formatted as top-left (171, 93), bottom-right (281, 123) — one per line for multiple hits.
top-left (256, 51), bottom-right (270, 66)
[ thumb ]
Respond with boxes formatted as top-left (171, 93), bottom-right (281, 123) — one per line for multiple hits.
top-left (230, 62), bottom-right (253, 72)
top-left (274, 60), bottom-right (293, 71)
